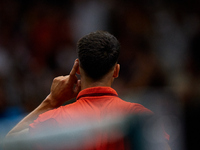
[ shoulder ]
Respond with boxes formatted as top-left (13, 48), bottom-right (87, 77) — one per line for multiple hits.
top-left (29, 102), bottom-right (79, 129)
top-left (29, 106), bottom-right (65, 130)
top-left (129, 103), bottom-right (153, 114)
top-left (38, 107), bottom-right (63, 122)
top-left (116, 97), bottom-right (153, 114)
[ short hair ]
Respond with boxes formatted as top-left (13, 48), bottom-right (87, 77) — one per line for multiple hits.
top-left (77, 31), bottom-right (120, 80)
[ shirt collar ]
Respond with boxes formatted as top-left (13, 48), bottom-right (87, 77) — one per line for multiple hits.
top-left (76, 86), bottom-right (118, 100)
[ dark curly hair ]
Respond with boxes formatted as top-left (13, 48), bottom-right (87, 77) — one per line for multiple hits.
top-left (77, 31), bottom-right (120, 80)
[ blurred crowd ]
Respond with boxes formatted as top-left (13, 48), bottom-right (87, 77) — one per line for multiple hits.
top-left (0, 0), bottom-right (200, 150)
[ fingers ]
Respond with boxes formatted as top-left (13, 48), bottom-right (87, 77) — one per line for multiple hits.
top-left (69, 59), bottom-right (79, 77)
top-left (50, 59), bottom-right (81, 103)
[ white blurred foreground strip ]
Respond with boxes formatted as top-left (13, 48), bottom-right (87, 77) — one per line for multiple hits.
top-left (3, 114), bottom-right (169, 150)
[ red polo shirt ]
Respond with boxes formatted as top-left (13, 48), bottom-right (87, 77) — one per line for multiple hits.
top-left (29, 87), bottom-right (164, 150)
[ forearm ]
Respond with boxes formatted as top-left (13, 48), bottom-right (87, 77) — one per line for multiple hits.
top-left (6, 95), bottom-right (55, 137)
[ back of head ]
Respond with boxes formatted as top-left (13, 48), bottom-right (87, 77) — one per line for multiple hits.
top-left (77, 31), bottom-right (120, 80)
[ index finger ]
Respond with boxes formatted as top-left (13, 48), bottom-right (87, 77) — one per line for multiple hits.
top-left (69, 59), bottom-right (79, 77)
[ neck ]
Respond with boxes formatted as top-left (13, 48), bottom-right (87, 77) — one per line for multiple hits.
top-left (79, 66), bottom-right (116, 91)
top-left (81, 81), bottom-right (111, 90)
top-left (80, 75), bottom-right (114, 91)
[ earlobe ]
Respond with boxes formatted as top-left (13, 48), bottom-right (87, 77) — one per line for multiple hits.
top-left (113, 64), bottom-right (120, 78)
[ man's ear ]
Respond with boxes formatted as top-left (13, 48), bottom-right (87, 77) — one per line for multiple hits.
top-left (113, 64), bottom-right (120, 78)
top-left (76, 59), bottom-right (80, 74)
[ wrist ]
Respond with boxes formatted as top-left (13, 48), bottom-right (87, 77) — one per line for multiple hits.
top-left (43, 94), bottom-right (60, 109)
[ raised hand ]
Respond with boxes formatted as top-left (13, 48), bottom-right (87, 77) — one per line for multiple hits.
top-left (48, 59), bottom-right (81, 107)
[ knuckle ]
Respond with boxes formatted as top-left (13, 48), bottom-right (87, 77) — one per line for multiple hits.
top-left (61, 78), bottom-right (66, 83)
top-left (53, 77), bottom-right (58, 82)
top-left (53, 76), bottom-right (63, 81)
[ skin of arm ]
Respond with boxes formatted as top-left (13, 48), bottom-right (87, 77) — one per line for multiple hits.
top-left (5, 59), bottom-right (81, 139)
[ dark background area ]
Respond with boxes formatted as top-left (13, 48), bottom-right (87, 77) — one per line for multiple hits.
top-left (0, 0), bottom-right (200, 150)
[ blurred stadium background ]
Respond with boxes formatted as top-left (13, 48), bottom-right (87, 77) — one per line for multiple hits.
top-left (0, 0), bottom-right (200, 150)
